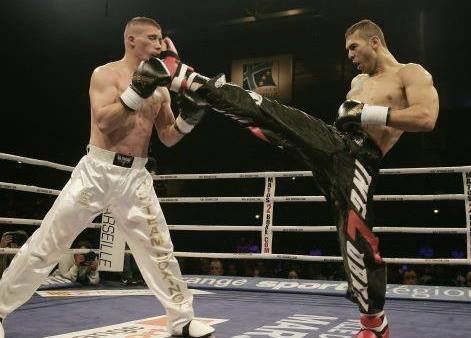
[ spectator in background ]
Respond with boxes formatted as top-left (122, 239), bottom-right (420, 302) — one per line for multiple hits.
top-left (208, 259), bottom-right (224, 276)
top-left (198, 258), bottom-right (211, 275)
top-left (0, 231), bottom-right (28, 277)
top-left (225, 262), bottom-right (238, 276)
top-left (466, 271), bottom-right (471, 288)
top-left (402, 268), bottom-right (418, 285)
top-left (247, 261), bottom-right (267, 278)
top-left (418, 265), bottom-right (434, 285)
top-left (252, 265), bottom-right (262, 277)
top-left (53, 240), bottom-right (99, 285)
top-left (454, 271), bottom-right (466, 287)
top-left (287, 269), bottom-right (299, 279)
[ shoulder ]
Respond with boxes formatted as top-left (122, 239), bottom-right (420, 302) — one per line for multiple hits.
top-left (351, 73), bottom-right (368, 87)
top-left (398, 63), bottom-right (433, 85)
top-left (91, 62), bottom-right (119, 85)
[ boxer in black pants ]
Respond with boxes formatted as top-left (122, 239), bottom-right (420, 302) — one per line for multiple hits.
top-left (157, 19), bottom-right (439, 338)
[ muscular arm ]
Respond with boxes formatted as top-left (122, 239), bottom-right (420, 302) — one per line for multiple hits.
top-left (89, 66), bottom-right (132, 133)
top-left (388, 64), bottom-right (439, 132)
top-left (154, 88), bottom-right (185, 147)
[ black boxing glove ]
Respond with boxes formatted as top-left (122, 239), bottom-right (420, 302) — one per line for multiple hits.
top-left (174, 91), bottom-right (208, 134)
top-left (120, 57), bottom-right (171, 111)
top-left (335, 99), bottom-right (390, 132)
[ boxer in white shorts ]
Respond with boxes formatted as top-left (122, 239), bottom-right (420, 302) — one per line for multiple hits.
top-left (0, 16), bottom-right (211, 338)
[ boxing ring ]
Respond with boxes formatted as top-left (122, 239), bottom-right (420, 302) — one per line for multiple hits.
top-left (0, 151), bottom-right (470, 338)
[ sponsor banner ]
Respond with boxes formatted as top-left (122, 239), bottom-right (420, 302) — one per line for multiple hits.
top-left (45, 316), bottom-right (226, 338)
top-left (36, 288), bottom-right (212, 298)
top-left (463, 172), bottom-right (471, 260)
top-left (99, 209), bottom-right (126, 272)
top-left (231, 55), bottom-right (293, 103)
top-left (183, 275), bottom-right (471, 303)
top-left (262, 177), bottom-right (275, 254)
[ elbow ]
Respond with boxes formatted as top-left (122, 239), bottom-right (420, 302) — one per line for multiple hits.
top-left (421, 120), bottom-right (436, 132)
top-left (158, 129), bottom-right (181, 148)
top-left (421, 114), bottom-right (437, 132)
top-left (159, 136), bottom-right (176, 148)
top-left (416, 109), bottom-right (437, 132)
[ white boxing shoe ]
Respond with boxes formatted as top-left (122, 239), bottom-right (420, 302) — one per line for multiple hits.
top-left (0, 318), bottom-right (4, 338)
top-left (173, 319), bottom-right (215, 338)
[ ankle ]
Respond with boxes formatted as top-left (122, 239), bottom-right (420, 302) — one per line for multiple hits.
top-left (360, 311), bottom-right (388, 332)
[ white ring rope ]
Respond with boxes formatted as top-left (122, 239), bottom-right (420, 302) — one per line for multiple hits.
top-left (0, 152), bottom-right (73, 172)
top-left (0, 218), bottom-right (466, 234)
top-left (0, 182), bottom-right (465, 202)
top-left (1, 152), bottom-right (470, 266)
top-left (154, 166), bottom-right (471, 179)
top-left (1, 152), bottom-right (471, 177)
top-left (159, 195), bottom-right (465, 202)
top-left (0, 217), bottom-right (101, 229)
top-left (171, 252), bottom-right (471, 265)
top-left (0, 248), bottom-right (99, 255)
top-left (0, 182), bottom-right (61, 196)
top-left (0, 248), bottom-right (468, 265)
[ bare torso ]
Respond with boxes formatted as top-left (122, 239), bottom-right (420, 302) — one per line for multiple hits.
top-left (89, 60), bottom-right (166, 157)
top-left (346, 64), bottom-right (408, 155)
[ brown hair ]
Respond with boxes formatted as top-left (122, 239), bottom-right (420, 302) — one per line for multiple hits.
top-left (345, 19), bottom-right (387, 49)
top-left (126, 16), bottom-right (161, 30)
top-left (124, 16), bottom-right (161, 38)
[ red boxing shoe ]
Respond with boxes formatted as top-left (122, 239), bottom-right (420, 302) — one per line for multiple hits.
top-left (356, 311), bottom-right (390, 338)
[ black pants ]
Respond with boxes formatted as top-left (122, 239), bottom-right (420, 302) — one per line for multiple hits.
top-left (198, 77), bottom-right (386, 314)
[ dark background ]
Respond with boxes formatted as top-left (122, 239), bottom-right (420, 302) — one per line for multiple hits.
top-left (1, 0), bottom-right (470, 269)
top-left (1, 0), bottom-right (470, 169)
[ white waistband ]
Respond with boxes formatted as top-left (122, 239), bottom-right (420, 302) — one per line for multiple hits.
top-left (86, 145), bottom-right (148, 169)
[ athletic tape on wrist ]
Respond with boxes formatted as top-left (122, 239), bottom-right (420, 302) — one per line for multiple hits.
top-left (175, 115), bottom-right (194, 134)
top-left (361, 104), bottom-right (390, 125)
top-left (120, 87), bottom-right (144, 111)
